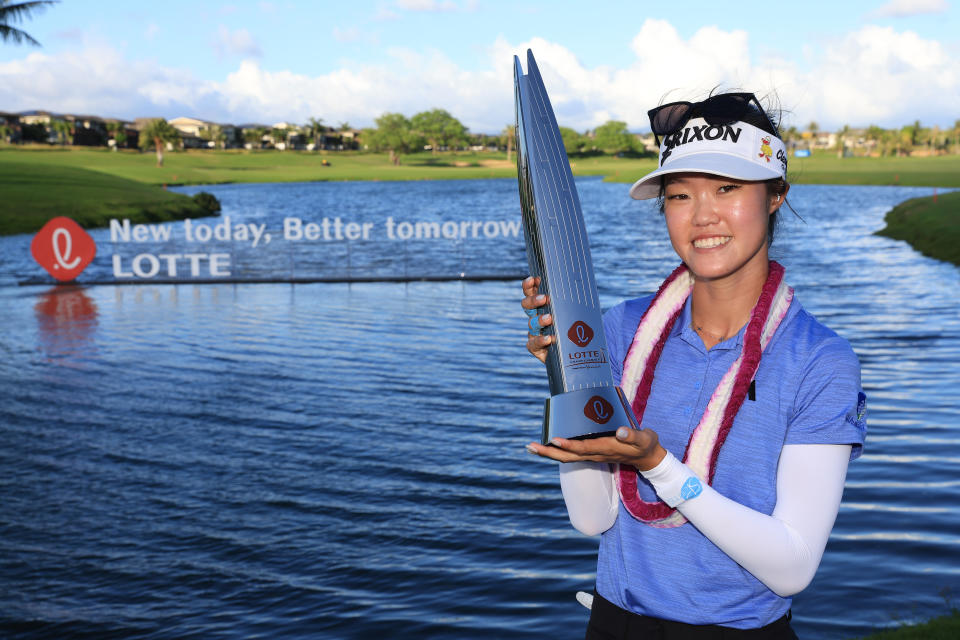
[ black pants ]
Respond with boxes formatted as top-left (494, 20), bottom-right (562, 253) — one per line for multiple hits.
top-left (585, 593), bottom-right (799, 640)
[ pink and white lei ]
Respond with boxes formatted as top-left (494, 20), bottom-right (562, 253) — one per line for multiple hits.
top-left (616, 261), bottom-right (794, 528)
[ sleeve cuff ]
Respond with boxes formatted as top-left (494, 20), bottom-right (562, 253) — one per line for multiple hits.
top-left (639, 451), bottom-right (704, 508)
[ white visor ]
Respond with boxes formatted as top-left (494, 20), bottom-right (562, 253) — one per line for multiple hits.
top-left (630, 118), bottom-right (787, 200)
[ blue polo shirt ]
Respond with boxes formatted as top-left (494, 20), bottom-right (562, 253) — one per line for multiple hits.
top-left (596, 292), bottom-right (866, 628)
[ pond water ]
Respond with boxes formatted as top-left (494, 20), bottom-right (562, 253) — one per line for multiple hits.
top-left (1, 178), bottom-right (958, 639)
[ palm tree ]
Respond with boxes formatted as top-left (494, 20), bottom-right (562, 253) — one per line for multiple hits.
top-left (836, 124), bottom-right (850, 158)
top-left (781, 125), bottom-right (799, 149)
top-left (306, 117), bottom-right (325, 151)
top-left (0, 1), bottom-right (58, 46)
top-left (105, 121), bottom-right (120, 149)
top-left (51, 118), bottom-right (70, 145)
top-left (502, 124), bottom-right (515, 163)
top-left (200, 124), bottom-right (226, 150)
top-left (864, 125), bottom-right (884, 156)
top-left (114, 126), bottom-right (127, 149)
top-left (270, 127), bottom-right (287, 150)
top-left (138, 118), bottom-right (180, 167)
top-left (243, 127), bottom-right (265, 149)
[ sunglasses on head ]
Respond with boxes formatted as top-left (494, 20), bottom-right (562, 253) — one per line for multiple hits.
top-left (647, 93), bottom-right (777, 146)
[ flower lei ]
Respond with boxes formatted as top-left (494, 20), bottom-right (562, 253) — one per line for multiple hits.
top-left (616, 261), bottom-right (794, 528)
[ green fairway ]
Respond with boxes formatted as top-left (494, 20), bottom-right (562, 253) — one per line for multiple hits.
top-left (4, 146), bottom-right (960, 188)
top-left (0, 146), bottom-right (524, 186)
top-left (875, 189), bottom-right (960, 266)
top-left (784, 153), bottom-right (960, 188)
top-left (0, 155), bottom-right (218, 236)
top-left (604, 152), bottom-right (960, 188)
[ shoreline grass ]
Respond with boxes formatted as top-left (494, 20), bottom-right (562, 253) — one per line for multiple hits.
top-left (0, 158), bottom-right (217, 236)
top-left (875, 189), bottom-right (960, 266)
top-left (855, 609), bottom-right (960, 639)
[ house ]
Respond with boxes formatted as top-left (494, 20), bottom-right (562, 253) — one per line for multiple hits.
top-left (19, 110), bottom-right (61, 143)
top-left (18, 109), bottom-right (57, 126)
top-left (637, 133), bottom-right (657, 153)
top-left (103, 118), bottom-right (139, 149)
top-left (0, 111), bottom-right (21, 143)
top-left (64, 114), bottom-right (108, 146)
top-left (320, 128), bottom-right (361, 151)
top-left (168, 117), bottom-right (206, 148)
top-left (269, 122), bottom-right (307, 150)
top-left (237, 123), bottom-right (271, 149)
top-left (169, 116), bottom-right (238, 149)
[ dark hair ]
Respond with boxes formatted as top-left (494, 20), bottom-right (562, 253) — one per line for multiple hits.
top-left (653, 90), bottom-right (793, 245)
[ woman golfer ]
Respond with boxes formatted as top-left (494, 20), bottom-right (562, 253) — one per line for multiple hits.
top-left (522, 92), bottom-right (866, 639)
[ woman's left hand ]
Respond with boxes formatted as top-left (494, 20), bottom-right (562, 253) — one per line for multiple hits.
top-left (527, 426), bottom-right (667, 472)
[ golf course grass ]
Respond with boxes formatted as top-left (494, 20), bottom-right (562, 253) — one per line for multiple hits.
top-left (6, 146), bottom-right (960, 189)
top-left (0, 154), bottom-right (220, 236)
top-left (856, 610), bottom-right (960, 639)
top-left (875, 189), bottom-right (960, 266)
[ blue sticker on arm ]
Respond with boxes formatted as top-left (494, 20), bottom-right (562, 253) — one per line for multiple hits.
top-left (680, 477), bottom-right (703, 500)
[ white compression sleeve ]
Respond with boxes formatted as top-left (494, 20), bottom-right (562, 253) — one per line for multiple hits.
top-left (558, 444), bottom-right (851, 595)
top-left (558, 462), bottom-right (618, 536)
top-left (642, 443), bottom-right (851, 597)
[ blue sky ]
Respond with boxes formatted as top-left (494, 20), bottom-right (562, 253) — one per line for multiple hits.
top-left (1, 0), bottom-right (957, 133)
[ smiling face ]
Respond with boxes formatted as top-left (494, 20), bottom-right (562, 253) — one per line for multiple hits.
top-left (662, 172), bottom-right (784, 286)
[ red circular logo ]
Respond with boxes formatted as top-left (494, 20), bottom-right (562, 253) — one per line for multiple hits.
top-left (30, 217), bottom-right (97, 282)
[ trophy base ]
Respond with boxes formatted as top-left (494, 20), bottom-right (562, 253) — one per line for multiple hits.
top-left (542, 386), bottom-right (639, 444)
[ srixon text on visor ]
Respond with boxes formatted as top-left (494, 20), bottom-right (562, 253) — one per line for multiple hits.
top-left (660, 124), bottom-right (742, 163)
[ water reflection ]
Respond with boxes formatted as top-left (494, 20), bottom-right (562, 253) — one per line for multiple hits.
top-left (34, 285), bottom-right (99, 361)
top-left (2, 182), bottom-right (958, 639)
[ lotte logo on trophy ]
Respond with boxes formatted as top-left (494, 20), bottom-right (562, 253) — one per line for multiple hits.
top-left (514, 49), bottom-right (639, 444)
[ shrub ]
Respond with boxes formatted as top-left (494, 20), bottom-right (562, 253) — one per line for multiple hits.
top-left (192, 191), bottom-right (221, 215)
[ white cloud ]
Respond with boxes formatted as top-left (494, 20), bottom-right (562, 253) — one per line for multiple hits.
top-left (374, 3), bottom-right (400, 21)
top-left (333, 27), bottom-right (362, 43)
top-left (0, 46), bottom-right (215, 119)
top-left (792, 25), bottom-right (957, 128)
top-left (0, 21), bottom-right (956, 133)
top-left (212, 25), bottom-right (262, 59)
top-left (396, 0), bottom-right (459, 12)
top-left (53, 28), bottom-right (84, 43)
top-left (868, 0), bottom-right (949, 18)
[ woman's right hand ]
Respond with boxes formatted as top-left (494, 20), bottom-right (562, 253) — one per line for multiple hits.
top-left (521, 276), bottom-right (553, 363)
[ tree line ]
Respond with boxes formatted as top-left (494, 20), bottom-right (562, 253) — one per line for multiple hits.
top-left (8, 110), bottom-right (960, 169)
top-left (364, 111), bottom-right (649, 165)
top-left (781, 120), bottom-right (960, 157)
top-left (364, 113), bottom-right (960, 161)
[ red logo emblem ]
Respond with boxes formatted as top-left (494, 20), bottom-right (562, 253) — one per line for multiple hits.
top-left (583, 395), bottom-right (614, 424)
top-left (568, 320), bottom-right (594, 347)
top-left (30, 217), bottom-right (96, 282)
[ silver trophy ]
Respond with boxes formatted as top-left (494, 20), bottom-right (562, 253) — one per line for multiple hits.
top-left (514, 49), bottom-right (639, 445)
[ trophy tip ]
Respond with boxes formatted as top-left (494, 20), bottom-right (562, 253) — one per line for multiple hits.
top-left (526, 49), bottom-right (540, 77)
